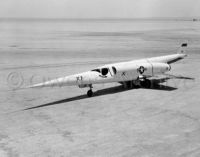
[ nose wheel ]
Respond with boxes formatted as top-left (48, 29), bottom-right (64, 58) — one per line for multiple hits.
top-left (87, 85), bottom-right (93, 97)
top-left (87, 89), bottom-right (93, 97)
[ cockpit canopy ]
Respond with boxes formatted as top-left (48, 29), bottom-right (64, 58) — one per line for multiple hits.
top-left (92, 68), bottom-right (109, 76)
top-left (101, 68), bottom-right (109, 76)
top-left (91, 66), bottom-right (117, 76)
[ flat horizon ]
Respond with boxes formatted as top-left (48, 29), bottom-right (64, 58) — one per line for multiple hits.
top-left (0, 17), bottom-right (200, 21)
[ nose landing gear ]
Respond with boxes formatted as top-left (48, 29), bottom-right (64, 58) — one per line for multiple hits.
top-left (87, 89), bottom-right (93, 97)
top-left (87, 85), bottom-right (93, 97)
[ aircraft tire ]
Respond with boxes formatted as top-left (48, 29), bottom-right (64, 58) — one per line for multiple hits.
top-left (132, 80), bottom-right (140, 88)
top-left (87, 89), bottom-right (93, 97)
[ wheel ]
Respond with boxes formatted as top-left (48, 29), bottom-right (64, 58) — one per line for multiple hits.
top-left (87, 89), bottom-right (93, 97)
top-left (140, 79), bottom-right (151, 88)
top-left (132, 80), bottom-right (140, 88)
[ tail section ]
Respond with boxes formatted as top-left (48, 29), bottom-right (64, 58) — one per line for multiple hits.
top-left (167, 43), bottom-right (188, 64)
top-left (177, 43), bottom-right (187, 54)
top-left (148, 43), bottom-right (188, 64)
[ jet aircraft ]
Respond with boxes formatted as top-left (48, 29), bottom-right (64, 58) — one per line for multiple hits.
top-left (30, 43), bottom-right (188, 97)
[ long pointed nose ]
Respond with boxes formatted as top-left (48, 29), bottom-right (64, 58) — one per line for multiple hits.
top-left (30, 76), bottom-right (78, 88)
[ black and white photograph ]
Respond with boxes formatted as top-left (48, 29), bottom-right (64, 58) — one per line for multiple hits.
top-left (0, 0), bottom-right (200, 156)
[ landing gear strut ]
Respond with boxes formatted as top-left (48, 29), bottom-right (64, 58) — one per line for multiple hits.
top-left (87, 85), bottom-right (93, 97)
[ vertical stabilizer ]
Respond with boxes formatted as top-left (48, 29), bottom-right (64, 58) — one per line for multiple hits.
top-left (177, 43), bottom-right (187, 54)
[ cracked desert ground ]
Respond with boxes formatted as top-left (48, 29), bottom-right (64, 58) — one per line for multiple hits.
top-left (0, 19), bottom-right (200, 157)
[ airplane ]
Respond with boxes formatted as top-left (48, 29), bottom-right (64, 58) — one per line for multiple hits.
top-left (30, 43), bottom-right (188, 97)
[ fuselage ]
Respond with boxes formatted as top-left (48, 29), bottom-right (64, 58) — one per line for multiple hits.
top-left (31, 53), bottom-right (187, 88)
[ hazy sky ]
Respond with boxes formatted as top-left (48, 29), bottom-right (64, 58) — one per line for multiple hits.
top-left (0, 0), bottom-right (200, 18)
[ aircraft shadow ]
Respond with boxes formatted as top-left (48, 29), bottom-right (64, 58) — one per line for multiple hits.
top-left (164, 74), bottom-right (195, 80)
top-left (23, 77), bottom-right (179, 111)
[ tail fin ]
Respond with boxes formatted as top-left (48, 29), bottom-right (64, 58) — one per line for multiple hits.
top-left (177, 43), bottom-right (187, 54)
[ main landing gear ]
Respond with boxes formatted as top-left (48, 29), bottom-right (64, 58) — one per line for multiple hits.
top-left (140, 78), bottom-right (151, 88)
top-left (123, 78), bottom-right (152, 89)
top-left (87, 85), bottom-right (93, 97)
